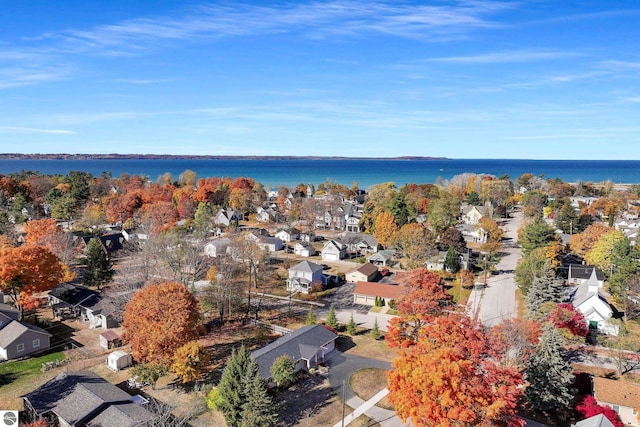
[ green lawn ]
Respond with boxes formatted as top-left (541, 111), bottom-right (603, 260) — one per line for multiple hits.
top-left (0, 351), bottom-right (65, 382)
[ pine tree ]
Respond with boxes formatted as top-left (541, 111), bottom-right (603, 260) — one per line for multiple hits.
top-left (347, 313), bottom-right (357, 335)
top-left (371, 318), bottom-right (381, 340)
top-left (240, 358), bottom-right (278, 427)
top-left (218, 345), bottom-right (250, 427)
top-left (524, 324), bottom-right (575, 412)
top-left (305, 309), bottom-right (316, 325)
top-left (444, 246), bottom-right (460, 273)
top-left (325, 305), bottom-right (338, 329)
top-left (83, 237), bottom-right (114, 289)
top-left (525, 267), bottom-right (563, 321)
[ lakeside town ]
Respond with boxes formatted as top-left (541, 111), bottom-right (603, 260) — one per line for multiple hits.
top-left (1, 169), bottom-right (640, 426)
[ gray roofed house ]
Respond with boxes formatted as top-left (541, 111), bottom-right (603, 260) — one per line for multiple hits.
top-left (367, 249), bottom-right (396, 267)
top-left (0, 302), bottom-right (20, 321)
top-left (23, 371), bottom-right (156, 427)
top-left (286, 260), bottom-right (324, 293)
top-left (568, 264), bottom-right (605, 288)
top-left (570, 268), bottom-right (618, 336)
top-left (250, 325), bottom-right (338, 381)
top-left (0, 319), bottom-right (51, 360)
top-left (48, 283), bottom-right (119, 329)
top-left (573, 414), bottom-right (615, 427)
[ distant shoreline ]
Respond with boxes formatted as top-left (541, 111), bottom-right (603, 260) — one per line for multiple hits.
top-left (0, 153), bottom-right (448, 161)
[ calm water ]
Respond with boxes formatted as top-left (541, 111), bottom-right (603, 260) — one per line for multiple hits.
top-left (0, 158), bottom-right (639, 189)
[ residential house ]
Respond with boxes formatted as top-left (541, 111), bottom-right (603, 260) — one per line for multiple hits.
top-left (570, 269), bottom-right (619, 336)
top-left (615, 219), bottom-right (639, 246)
top-left (245, 231), bottom-right (284, 252)
top-left (461, 205), bottom-right (492, 225)
top-left (593, 377), bottom-right (640, 426)
top-left (214, 209), bottom-right (240, 227)
top-left (49, 283), bottom-right (119, 329)
top-left (79, 233), bottom-right (125, 256)
top-left (340, 232), bottom-right (379, 257)
top-left (425, 250), bottom-right (470, 272)
top-left (286, 261), bottom-right (324, 294)
top-left (353, 282), bottom-right (404, 306)
top-left (294, 242), bottom-right (316, 257)
top-left (321, 239), bottom-right (346, 261)
top-left (572, 414), bottom-right (615, 427)
top-left (458, 223), bottom-right (488, 244)
top-left (367, 249), bottom-right (396, 267)
top-left (204, 237), bottom-right (233, 258)
top-left (255, 207), bottom-right (275, 223)
top-left (346, 263), bottom-right (379, 283)
top-left (22, 371), bottom-right (156, 427)
top-left (0, 310), bottom-right (51, 360)
top-left (345, 216), bottom-right (362, 233)
top-left (568, 265), bottom-right (605, 288)
top-left (275, 228), bottom-right (300, 242)
top-left (250, 325), bottom-right (338, 383)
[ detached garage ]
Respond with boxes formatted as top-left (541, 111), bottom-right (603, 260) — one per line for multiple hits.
top-left (353, 282), bottom-right (404, 306)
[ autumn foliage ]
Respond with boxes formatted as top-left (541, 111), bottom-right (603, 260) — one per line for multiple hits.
top-left (387, 314), bottom-right (524, 427)
top-left (386, 268), bottom-right (452, 348)
top-left (575, 395), bottom-right (623, 427)
top-left (0, 245), bottom-right (66, 307)
top-left (122, 282), bottom-right (200, 365)
top-left (548, 303), bottom-right (588, 337)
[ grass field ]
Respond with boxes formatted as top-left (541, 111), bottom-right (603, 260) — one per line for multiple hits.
top-left (0, 351), bottom-right (66, 409)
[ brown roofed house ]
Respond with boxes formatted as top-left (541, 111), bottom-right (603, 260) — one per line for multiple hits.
top-left (353, 281), bottom-right (404, 306)
top-left (593, 377), bottom-right (640, 426)
top-left (345, 263), bottom-right (379, 283)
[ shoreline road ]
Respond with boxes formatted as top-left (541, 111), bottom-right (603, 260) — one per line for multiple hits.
top-left (467, 209), bottom-right (524, 327)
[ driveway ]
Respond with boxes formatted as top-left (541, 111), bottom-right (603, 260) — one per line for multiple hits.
top-left (327, 353), bottom-right (407, 426)
top-left (467, 209), bottom-right (523, 327)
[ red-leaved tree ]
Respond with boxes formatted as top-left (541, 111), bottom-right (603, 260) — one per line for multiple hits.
top-left (386, 268), bottom-right (453, 348)
top-left (548, 303), bottom-right (588, 337)
top-left (576, 395), bottom-right (623, 427)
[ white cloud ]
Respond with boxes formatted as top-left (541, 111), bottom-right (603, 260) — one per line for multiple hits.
top-left (0, 126), bottom-right (75, 135)
top-left (426, 50), bottom-right (577, 64)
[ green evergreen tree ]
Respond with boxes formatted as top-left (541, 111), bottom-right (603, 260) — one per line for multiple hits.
top-left (240, 358), bottom-right (278, 427)
top-left (270, 355), bottom-right (296, 389)
top-left (443, 246), bottom-right (461, 273)
top-left (347, 313), bottom-right (357, 335)
top-left (371, 318), bottom-right (381, 340)
top-left (218, 345), bottom-right (250, 427)
top-left (524, 325), bottom-right (575, 412)
top-left (325, 305), bottom-right (338, 329)
top-left (525, 267), bottom-right (563, 321)
top-left (515, 248), bottom-right (551, 296)
top-left (305, 309), bottom-right (316, 325)
top-left (519, 216), bottom-right (557, 255)
top-left (193, 202), bottom-right (214, 233)
top-left (553, 198), bottom-right (578, 234)
top-left (83, 237), bottom-right (114, 289)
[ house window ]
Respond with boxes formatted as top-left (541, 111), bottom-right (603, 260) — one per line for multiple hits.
top-left (33, 339), bottom-right (40, 348)
top-left (633, 408), bottom-right (638, 416)
top-left (612, 405), bottom-right (620, 413)
top-left (16, 343), bottom-right (24, 352)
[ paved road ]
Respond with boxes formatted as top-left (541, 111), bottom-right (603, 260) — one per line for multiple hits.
top-left (467, 209), bottom-right (523, 327)
top-left (327, 353), bottom-right (407, 426)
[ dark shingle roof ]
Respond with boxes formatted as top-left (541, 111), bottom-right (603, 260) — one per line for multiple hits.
top-left (250, 325), bottom-right (338, 379)
top-left (0, 303), bottom-right (20, 320)
top-left (23, 371), bottom-right (154, 427)
top-left (569, 264), bottom-right (605, 281)
top-left (49, 283), bottom-right (101, 310)
top-left (87, 402), bottom-right (156, 427)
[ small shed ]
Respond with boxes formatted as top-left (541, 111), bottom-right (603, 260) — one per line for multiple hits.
top-left (99, 330), bottom-right (121, 350)
top-left (107, 350), bottom-right (132, 371)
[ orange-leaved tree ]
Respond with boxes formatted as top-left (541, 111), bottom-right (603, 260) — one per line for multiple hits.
top-left (373, 211), bottom-right (398, 247)
top-left (122, 282), bottom-right (200, 365)
top-left (0, 245), bottom-right (66, 317)
top-left (386, 268), bottom-right (453, 348)
top-left (388, 314), bottom-right (525, 427)
top-left (23, 218), bottom-right (76, 281)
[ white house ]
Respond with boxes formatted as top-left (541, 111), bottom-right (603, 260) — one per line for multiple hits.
top-left (214, 209), bottom-right (240, 227)
top-left (286, 261), bottom-right (324, 293)
top-left (570, 269), bottom-right (619, 336)
top-left (204, 237), bottom-right (233, 258)
top-left (461, 205), bottom-right (492, 225)
top-left (294, 242), bottom-right (316, 257)
top-left (321, 239), bottom-right (346, 261)
top-left (275, 228), bottom-right (300, 242)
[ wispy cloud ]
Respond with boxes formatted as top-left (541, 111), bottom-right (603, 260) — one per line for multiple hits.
top-left (34, 1), bottom-right (512, 55)
top-left (0, 126), bottom-right (75, 135)
top-left (426, 49), bottom-right (577, 64)
top-left (114, 78), bottom-right (174, 85)
top-left (0, 66), bottom-right (71, 89)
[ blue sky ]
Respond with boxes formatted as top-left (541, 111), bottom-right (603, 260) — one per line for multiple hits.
top-left (1, 1), bottom-right (639, 159)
